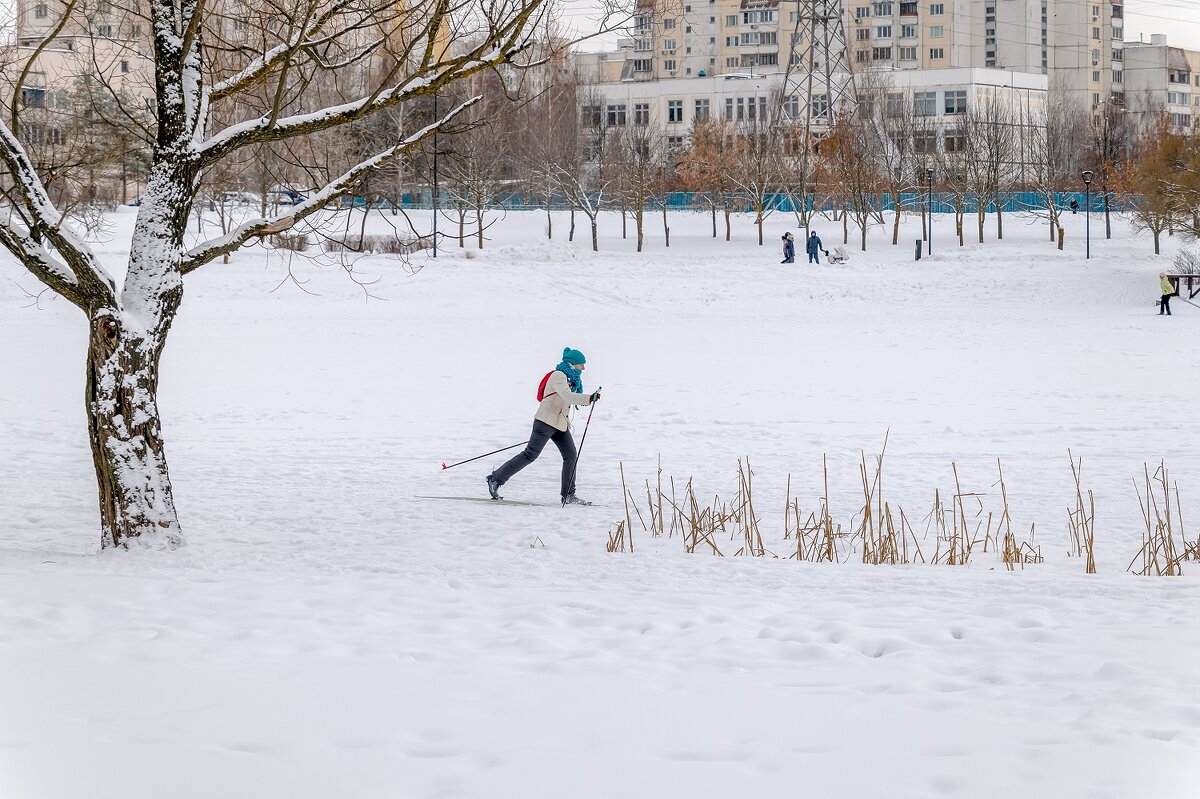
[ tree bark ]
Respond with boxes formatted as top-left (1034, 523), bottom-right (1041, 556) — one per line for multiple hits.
top-left (569, 208), bottom-right (575, 242)
top-left (590, 216), bottom-right (598, 252)
top-left (86, 310), bottom-right (182, 550)
top-left (662, 204), bottom-right (669, 247)
top-left (996, 204), bottom-right (1004, 240)
top-left (711, 202), bottom-right (716, 238)
top-left (635, 205), bottom-right (643, 252)
top-left (892, 207), bottom-right (900, 245)
top-left (545, 208), bottom-right (552, 240)
top-left (724, 207), bottom-right (731, 241)
top-left (1057, 226), bottom-right (1065, 250)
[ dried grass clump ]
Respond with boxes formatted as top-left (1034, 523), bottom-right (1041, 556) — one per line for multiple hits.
top-left (1066, 450), bottom-right (1097, 573)
top-left (851, 434), bottom-right (924, 565)
top-left (321, 234), bottom-right (430, 254)
top-left (269, 232), bottom-right (310, 251)
top-left (1129, 462), bottom-right (1186, 576)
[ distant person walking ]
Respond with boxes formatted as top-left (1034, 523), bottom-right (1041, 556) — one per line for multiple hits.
top-left (1070, 197), bottom-right (1079, 215)
top-left (806, 231), bottom-right (823, 264)
top-left (1160, 272), bottom-right (1176, 316)
top-left (487, 348), bottom-right (601, 505)
top-left (781, 232), bottom-right (795, 264)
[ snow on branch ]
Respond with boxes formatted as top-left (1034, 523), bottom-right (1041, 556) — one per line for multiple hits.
top-left (195, 1), bottom-right (543, 167)
top-left (0, 121), bottom-right (117, 308)
top-left (179, 95), bottom-right (482, 274)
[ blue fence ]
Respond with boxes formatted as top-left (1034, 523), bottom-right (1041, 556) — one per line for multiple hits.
top-left (357, 189), bottom-right (1128, 214)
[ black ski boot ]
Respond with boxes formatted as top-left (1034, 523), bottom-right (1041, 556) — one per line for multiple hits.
top-left (486, 474), bottom-right (503, 500)
top-left (561, 493), bottom-right (592, 507)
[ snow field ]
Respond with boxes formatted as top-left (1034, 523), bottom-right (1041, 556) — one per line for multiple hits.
top-left (1, 207), bottom-right (1199, 798)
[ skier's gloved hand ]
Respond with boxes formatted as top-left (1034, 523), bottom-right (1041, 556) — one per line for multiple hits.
top-left (589, 390), bottom-right (602, 403)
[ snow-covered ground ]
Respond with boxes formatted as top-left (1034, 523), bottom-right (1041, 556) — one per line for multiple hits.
top-left (2, 207), bottom-right (1199, 798)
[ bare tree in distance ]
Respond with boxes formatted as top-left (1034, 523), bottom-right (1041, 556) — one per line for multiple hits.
top-left (0, 0), bottom-right (625, 549)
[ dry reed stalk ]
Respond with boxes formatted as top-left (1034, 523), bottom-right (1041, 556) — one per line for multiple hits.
top-left (994, 460), bottom-right (1042, 570)
top-left (1129, 462), bottom-right (1182, 576)
top-left (1066, 451), bottom-right (1097, 574)
top-left (606, 521), bottom-right (627, 553)
top-left (619, 462), bottom-right (635, 554)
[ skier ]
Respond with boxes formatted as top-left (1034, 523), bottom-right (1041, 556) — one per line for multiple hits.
top-left (1159, 272), bottom-right (1176, 316)
top-left (487, 348), bottom-right (601, 505)
top-left (781, 232), bottom-right (795, 264)
top-left (806, 231), bottom-right (823, 264)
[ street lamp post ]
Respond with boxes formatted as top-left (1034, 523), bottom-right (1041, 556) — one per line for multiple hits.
top-left (432, 91), bottom-right (439, 258)
top-left (926, 167), bottom-right (934, 256)
top-left (1081, 170), bottom-right (1093, 260)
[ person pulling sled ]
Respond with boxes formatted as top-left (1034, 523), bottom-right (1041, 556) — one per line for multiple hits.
top-left (487, 348), bottom-right (601, 505)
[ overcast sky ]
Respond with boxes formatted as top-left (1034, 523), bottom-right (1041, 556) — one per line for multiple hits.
top-left (562, 0), bottom-right (1200, 53)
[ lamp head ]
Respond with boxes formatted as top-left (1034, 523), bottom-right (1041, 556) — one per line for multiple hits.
top-left (1082, 170), bottom-right (1094, 185)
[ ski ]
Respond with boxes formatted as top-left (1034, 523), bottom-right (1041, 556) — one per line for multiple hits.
top-left (413, 495), bottom-right (599, 508)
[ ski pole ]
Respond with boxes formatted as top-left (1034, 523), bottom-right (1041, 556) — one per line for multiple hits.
top-left (564, 387), bottom-right (600, 507)
top-left (441, 441), bottom-right (527, 471)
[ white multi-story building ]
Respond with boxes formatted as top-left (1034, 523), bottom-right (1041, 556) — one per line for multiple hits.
top-left (589, 0), bottom-right (1133, 116)
top-left (1123, 34), bottom-right (1200, 132)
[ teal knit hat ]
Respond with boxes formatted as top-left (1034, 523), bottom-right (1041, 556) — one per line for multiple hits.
top-left (562, 347), bottom-right (586, 365)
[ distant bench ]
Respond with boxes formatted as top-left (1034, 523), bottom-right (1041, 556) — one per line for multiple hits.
top-left (1165, 274), bottom-right (1200, 299)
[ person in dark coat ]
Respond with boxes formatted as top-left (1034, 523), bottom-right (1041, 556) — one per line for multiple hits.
top-left (781, 232), bottom-right (795, 263)
top-left (806, 231), bottom-right (823, 264)
top-left (1070, 197), bottom-right (1079, 215)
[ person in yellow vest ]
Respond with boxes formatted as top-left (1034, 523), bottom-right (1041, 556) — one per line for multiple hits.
top-left (1160, 273), bottom-right (1176, 316)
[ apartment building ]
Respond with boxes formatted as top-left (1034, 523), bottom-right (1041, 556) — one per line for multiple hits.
top-left (1124, 35), bottom-right (1200, 132)
top-left (594, 0), bottom-right (1133, 113)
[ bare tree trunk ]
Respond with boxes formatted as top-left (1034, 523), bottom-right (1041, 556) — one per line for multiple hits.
top-left (476, 206), bottom-right (484, 249)
top-left (569, 208), bottom-right (575, 242)
top-left (724, 207), bottom-right (731, 241)
top-left (1104, 192), bottom-right (1112, 239)
top-left (457, 211), bottom-right (465, 247)
top-left (662, 203), bottom-right (670, 247)
top-left (977, 207), bottom-right (985, 243)
top-left (1057, 226), bottom-right (1065, 250)
top-left (1154, 230), bottom-right (1161, 255)
top-left (86, 310), bottom-right (182, 550)
top-left (546, 208), bottom-right (552, 240)
top-left (996, 204), bottom-right (1004, 240)
top-left (621, 202), bottom-right (627, 239)
top-left (636, 205), bottom-right (643, 252)
top-left (861, 222), bottom-right (867, 252)
top-left (711, 202), bottom-right (717, 238)
top-left (756, 205), bottom-right (764, 245)
top-left (590, 216), bottom-right (598, 252)
top-left (892, 207), bottom-right (901, 245)
top-left (843, 208), bottom-right (849, 245)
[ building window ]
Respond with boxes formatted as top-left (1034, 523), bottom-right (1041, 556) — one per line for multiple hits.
top-left (856, 50), bottom-right (869, 63)
top-left (34, 2), bottom-right (47, 17)
top-left (914, 91), bottom-right (936, 115)
top-left (725, 14), bottom-right (736, 26)
top-left (856, 7), bottom-right (870, 19)
top-left (930, 3), bottom-right (944, 14)
top-left (664, 18), bottom-right (676, 29)
top-left (790, 11), bottom-right (800, 22)
top-left (930, 25), bottom-right (944, 38)
top-left (914, 132), bottom-right (937, 154)
top-left (1112, 48), bottom-right (1123, 62)
top-left (120, 60), bottom-right (130, 73)
top-left (581, 105), bottom-right (601, 127)
top-left (740, 31), bottom-right (777, 45)
top-left (726, 35), bottom-right (737, 47)
top-left (606, 104), bottom-right (627, 126)
top-left (929, 47), bottom-right (944, 60)
top-left (634, 102), bottom-right (650, 125)
top-left (667, 99), bottom-right (684, 123)
top-left (663, 39), bottom-right (677, 52)
top-left (876, 26), bottom-right (892, 38)
top-left (694, 98), bottom-right (710, 121)
top-left (856, 29), bottom-right (870, 41)
top-left (872, 47), bottom-right (892, 60)
top-left (726, 56), bottom-right (739, 68)
top-left (664, 59), bottom-right (676, 71)
top-left (873, 2), bottom-right (893, 15)
top-left (634, 15), bottom-right (650, 33)
top-left (812, 94), bottom-right (829, 118)
top-left (944, 130), bottom-right (965, 152)
top-left (98, 24), bottom-right (113, 37)
top-left (944, 90), bottom-right (967, 114)
top-left (1093, 26), bottom-right (1100, 40)
top-left (1168, 91), bottom-right (1189, 106)
top-left (635, 38), bottom-right (651, 52)
top-left (901, 23), bottom-right (917, 38)
top-left (1112, 25), bottom-right (1122, 41)
top-left (632, 58), bottom-right (652, 72)
top-left (783, 95), bottom-right (800, 118)
top-left (741, 9), bottom-right (776, 24)
top-left (899, 46), bottom-right (916, 60)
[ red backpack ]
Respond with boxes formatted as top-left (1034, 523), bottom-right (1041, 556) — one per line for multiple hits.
top-left (536, 371), bottom-right (556, 401)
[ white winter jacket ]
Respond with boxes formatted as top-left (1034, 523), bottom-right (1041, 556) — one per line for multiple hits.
top-left (535, 370), bottom-right (593, 432)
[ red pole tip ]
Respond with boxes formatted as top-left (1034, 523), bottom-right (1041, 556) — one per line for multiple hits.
top-left (441, 463), bottom-right (447, 470)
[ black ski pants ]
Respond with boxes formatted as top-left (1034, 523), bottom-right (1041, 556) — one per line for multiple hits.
top-left (1161, 294), bottom-right (1173, 315)
top-left (492, 420), bottom-right (577, 497)
top-left (808, 251), bottom-right (820, 264)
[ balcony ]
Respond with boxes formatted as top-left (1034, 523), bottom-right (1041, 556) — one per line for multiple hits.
top-left (900, 2), bottom-right (918, 16)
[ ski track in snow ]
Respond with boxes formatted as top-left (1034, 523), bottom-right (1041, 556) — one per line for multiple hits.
top-left (2, 208), bottom-right (1199, 798)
